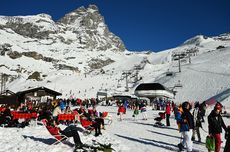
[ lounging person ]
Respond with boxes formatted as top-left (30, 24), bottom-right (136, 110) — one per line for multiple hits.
top-left (64, 106), bottom-right (73, 114)
top-left (45, 118), bottom-right (83, 148)
top-left (91, 106), bottom-right (105, 130)
top-left (0, 106), bottom-right (12, 127)
top-left (88, 106), bottom-right (105, 136)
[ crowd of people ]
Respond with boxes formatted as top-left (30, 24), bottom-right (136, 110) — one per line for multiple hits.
top-left (174, 101), bottom-right (229, 152)
top-left (0, 97), bottom-right (230, 151)
top-left (0, 98), bottom-right (109, 149)
top-left (115, 98), bottom-right (229, 152)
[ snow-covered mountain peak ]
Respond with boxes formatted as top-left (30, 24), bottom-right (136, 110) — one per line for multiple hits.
top-left (182, 35), bottom-right (213, 46)
top-left (58, 4), bottom-right (103, 27)
top-left (0, 13), bottom-right (55, 27)
top-left (0, 5), bottom-right (230, 103)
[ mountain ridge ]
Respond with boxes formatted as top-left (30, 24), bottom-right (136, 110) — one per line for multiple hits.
top-left (0, 5), bottom-right (230, 102)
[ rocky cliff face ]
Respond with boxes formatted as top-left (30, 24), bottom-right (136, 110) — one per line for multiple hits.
top-left (0, 4), bottom-right (127, 83)
top-left (0, 14), bottom-right (59, 39)
top-left (0, 4), bottom-right (125, 52)
top-left (57, 4), bottom-right (125, 52)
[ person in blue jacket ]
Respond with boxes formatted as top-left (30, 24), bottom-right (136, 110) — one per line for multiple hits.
top-left (59, 99), bottom-right (66, 112)
top-left (175, 102), bottom-right (194, 152)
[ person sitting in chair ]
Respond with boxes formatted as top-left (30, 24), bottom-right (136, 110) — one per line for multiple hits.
top-left (46, 118), bottom-right (83, 148)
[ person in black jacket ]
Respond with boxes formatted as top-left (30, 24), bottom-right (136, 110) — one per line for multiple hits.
top-left (224, 126), bottom-right (230, 152)
top-left (199, 101), bottom-right (207, 122)
top-left (208, 102), bottom-right (227, 152)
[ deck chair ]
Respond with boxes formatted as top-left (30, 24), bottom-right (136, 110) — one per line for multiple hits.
top-left (80, 118), bottom-right (95, 132)
top-left (41, 119), bottom-right (70, 145)
top-left (102, 112), bottom-right (112, 125)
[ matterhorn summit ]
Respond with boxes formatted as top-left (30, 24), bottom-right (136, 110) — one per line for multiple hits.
top-left (0, 4), bottom-right (230, 102)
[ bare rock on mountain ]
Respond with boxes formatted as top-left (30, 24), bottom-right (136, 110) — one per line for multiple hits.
top-left (88, 58), bottom-right (114, 69)
top-left (27, 71), bottom-right (41, 81)
top-left (58, 4), bottom-right (126, 52)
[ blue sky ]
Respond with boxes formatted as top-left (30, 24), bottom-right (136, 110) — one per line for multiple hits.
top-left (1, 0), bottom-right (230, 51)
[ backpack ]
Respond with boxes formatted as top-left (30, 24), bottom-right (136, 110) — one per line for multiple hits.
top-left (206, 135), bottom-right (215, 151)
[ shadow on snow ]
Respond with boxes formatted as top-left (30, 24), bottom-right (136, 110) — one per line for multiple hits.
top-left (115, 134), bottom-right (178, 151)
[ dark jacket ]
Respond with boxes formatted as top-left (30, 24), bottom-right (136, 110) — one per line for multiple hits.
top-left (208, 110), bottom-right (227, 134)
top-left (193, 108), bottom-right (202, 128)
top-left (224, 127), bottom-right (230, 152)
top-left (176, 109), bottom-right (194, 132)
top-left (182, 109), bottom-right (194, 130)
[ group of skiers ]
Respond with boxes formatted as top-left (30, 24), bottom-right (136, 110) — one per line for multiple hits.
top-left (174, 101), bottom-right (229, 152)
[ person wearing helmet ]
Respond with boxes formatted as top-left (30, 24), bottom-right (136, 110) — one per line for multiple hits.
top-left (208, 102), bottom-right (227, 152)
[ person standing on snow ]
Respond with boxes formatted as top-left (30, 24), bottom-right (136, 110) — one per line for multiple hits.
top-left (140, 102), bottom-right (147, 120)
top-left (192, 102), bottom-right (202, 142)
top-left (165, 102), bottom-right (171, 126)
top-left (118, 102), bottom-right (125, 121)
top-left (132, 105), bottom-right (139, 121)
top-left (208, 102), bottom-right (227, 152)
top-left (224, 125), bottom-right (230, 152)
top-left (53, 102), bottom-right (63, 121)
top-left (176, 102), bottom-right (194, 152)
top-left (123, 100), bottom-right (129, 114)
top-left (200, 101), bottom-right (207, 122)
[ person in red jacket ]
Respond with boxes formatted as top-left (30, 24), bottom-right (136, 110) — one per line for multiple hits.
top-left (118, 103), bottom-right (125, 121)
top-left (165, 102), bottom-right (171, 126)
top-left (46, 118), bottom-right (83, 148)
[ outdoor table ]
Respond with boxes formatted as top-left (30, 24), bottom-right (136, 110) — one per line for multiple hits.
top-left (57, 114), bottom-right (76, 121)
top-left (11, 111), bottom-right (38, 120)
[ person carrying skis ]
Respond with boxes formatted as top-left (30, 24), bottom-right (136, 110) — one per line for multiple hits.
top-left (208, 102), bottom-right (227, 152)
top-left (176, 102), bottom-right (194, 152)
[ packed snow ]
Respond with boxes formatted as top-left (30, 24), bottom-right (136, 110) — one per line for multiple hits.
top-left (1, 105), bottom-right (230, 152)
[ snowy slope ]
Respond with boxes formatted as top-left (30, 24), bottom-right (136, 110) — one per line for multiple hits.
top-left (0, 5), bottom-right (230, 105)
top-left (0, 4), bottom-right (230, 152)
